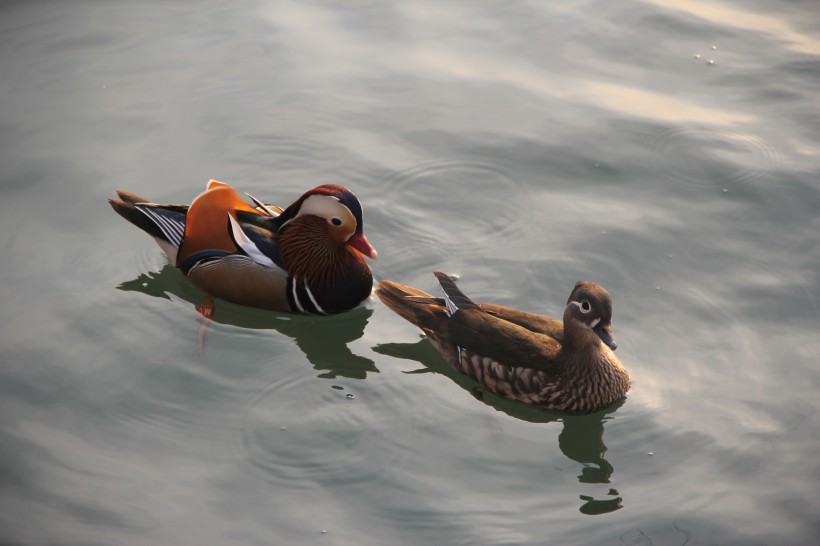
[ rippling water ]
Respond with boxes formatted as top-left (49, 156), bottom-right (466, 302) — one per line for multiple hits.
top-left (2, 0), bottom-right (819, 544)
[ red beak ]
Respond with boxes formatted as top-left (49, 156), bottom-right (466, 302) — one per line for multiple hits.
top-left (348, 232), bottom-right (378, 260)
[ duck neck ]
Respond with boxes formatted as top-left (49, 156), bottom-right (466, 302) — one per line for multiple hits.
top-left (279, 216), bottom-right (364, 287)
top-left (561, 315), bottom-right (602, 355)
top-left (561, 317), bottom-right (629, 388)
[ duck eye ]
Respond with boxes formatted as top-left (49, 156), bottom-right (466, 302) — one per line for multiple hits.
top-left (330, 217), bottom-right (343, 227)
top-left (580, 299), bottom-right (591, 312)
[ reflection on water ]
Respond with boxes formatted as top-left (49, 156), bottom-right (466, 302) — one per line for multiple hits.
top-left (118, 264), bottom-right (377, 379)
top-left (375, 339), bottom-right (625, 515)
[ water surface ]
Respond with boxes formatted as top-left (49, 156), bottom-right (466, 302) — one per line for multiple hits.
top-left (1, 1), bottom-right (819, 544)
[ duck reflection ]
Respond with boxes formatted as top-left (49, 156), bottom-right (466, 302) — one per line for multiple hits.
top-left (374, 339), bottom-right (624, 515)
top-left (117, 265), bottom-right (377, 379)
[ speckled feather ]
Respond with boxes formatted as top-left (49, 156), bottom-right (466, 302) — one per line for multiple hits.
top-left (376, 272), bottom-right (630, 413)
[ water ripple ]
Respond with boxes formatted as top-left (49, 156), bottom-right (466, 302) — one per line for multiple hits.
top-left (231, 371), bottom-right (416, 489)
top-left (234, 130), bottom-right (383, 200)
top-left (238, 134), bottom-right (337, 178)
top-left (373, 157), bottom-right (533, 278)
top-left (645, 125), bottom-right (783, 189)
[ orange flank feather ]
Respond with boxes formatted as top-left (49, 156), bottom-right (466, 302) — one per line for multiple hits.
top-left (176, 180), bottom-right (260, 265)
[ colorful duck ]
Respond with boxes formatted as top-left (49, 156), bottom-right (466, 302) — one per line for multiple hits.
top-left (376, 272), bottom-right (629, 413)
top-left (109, 180), bottom-right (377, 315)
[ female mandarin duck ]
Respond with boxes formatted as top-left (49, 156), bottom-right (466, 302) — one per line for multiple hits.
top-left (109, 180), bottom-right (378, 314)
top-left (376, 272), bottom-right (630, 413)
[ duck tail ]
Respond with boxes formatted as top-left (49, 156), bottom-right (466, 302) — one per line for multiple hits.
top-left (431, 271), bottom-right (481, 317)
top-left (376, 280), bottom-right (445, 327)
top-left (109, 191), bottom-right (188, 262)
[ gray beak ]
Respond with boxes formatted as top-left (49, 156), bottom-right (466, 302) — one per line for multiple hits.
top-left (593, 323), bottom-right (618, 351)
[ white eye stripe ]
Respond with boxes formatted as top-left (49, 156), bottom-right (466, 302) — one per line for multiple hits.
top-left (297, 194), bottom-right (356, 238)
top-left (569, 301), bottom-right (601, 329)
top-left (570, 300), bottom-right (593, 314)
top-left (298, 195), bottom-right (351, 220)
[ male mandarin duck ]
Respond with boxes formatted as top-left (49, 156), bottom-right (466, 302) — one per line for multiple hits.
top-left (376, 272), bottom-right (630, 413)
top-left (109, 180), bottom-right (378, 314)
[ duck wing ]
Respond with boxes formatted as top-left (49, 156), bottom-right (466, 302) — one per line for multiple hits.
top-left (479, 304), bottom-right (564, 341)
top-left (376, 275), bottom-right (562, 372)
top-left (177, 180), bottom-right (284, 270)
top-left (430, 272), bottom-right (562, 373)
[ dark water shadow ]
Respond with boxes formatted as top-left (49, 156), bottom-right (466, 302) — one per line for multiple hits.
top-left (117, 264), bottom-right (377, 379)
top-left (374, 339), bottom-right (625, 515)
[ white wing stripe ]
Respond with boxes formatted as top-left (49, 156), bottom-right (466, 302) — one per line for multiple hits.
top-left (143, 207), bottom-right (178, 239)
top-left (139, 206), bottom-right (184, 246)
top-left (227, 213), bottom-right (276, 267)
top-left (443, 292), bottom-right (459, 317)
top-left (159, 215), bottom-right (184, 242)
top-left (138, 207), bottom-right (170, 241)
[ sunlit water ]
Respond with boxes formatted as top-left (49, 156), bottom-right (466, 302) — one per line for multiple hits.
top-left (2, 0), bottom-right (819, 544)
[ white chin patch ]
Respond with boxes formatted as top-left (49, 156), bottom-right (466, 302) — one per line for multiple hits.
top-left (588, 317), bottom-right (600, 329)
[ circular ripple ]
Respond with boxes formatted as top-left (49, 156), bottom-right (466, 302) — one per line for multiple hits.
top-left (234, 91), bottom-right (374, 175)
top-left (645, 126), bottom-right (782, 189)
top-left (238, 134), bottom-right (337, 177)
top-left (235, 130), bottom-right (382, 198)
top-left (374, 157), bottom-right (533, 277)
top-left (231, 369), bottom-right (416, 488)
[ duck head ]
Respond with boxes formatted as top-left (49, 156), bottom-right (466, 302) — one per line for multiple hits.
top-left (277, 184), bottom-right (378, 260)
top-left (563, 281), bottom-right (618, 351)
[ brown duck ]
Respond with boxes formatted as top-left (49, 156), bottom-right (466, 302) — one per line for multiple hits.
top-left (376, 272), bottom-right (630, 413)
